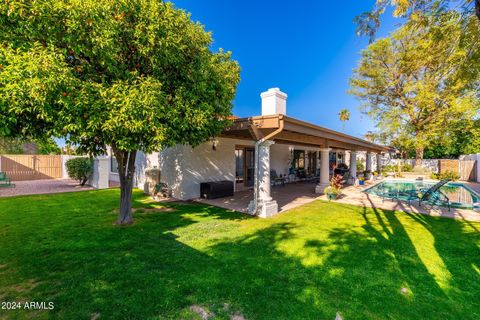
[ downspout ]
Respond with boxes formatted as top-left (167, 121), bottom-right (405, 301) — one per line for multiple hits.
top-left (251, 116), bottom-right (284, 215)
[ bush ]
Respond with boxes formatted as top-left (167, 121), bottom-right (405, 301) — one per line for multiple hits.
top-left (430, 170), bottom-right (459, 181)
top-left (382, 163), bottom-right (413, 173)
top-left (66, 157), bottom-right (93, 186)
top-left (356, 161), bottom-right (365, 172)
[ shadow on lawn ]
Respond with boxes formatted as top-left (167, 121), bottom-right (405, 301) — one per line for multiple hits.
top-left (1, 190), bottom-right (479, 319)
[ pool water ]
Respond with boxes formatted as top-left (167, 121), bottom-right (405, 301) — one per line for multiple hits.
top-left (365, 180), bottom-right (480, 210)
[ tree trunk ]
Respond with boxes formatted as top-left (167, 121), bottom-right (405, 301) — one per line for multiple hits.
top-left (112, 146), bottom-right (137, 225)
top-left (415, 147), bottom-right (424, 167)
top-left (118, 175), bottom-right (134, 225)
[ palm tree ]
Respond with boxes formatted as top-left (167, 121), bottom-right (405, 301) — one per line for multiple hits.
top-left (338, 109), bottom-right (350, 131)
top-left (364, 131), bottom-right (375, 142)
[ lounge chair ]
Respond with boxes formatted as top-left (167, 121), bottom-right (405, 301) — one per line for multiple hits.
top-left (418, 179), bottom-right (451, 211)
top-left (0, 172), bottom-right (13, 188)
top-left (397, 179), bottom-right (451, 209)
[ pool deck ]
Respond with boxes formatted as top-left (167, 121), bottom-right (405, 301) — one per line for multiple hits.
top-left (323, 178), bottom-right (480, 222)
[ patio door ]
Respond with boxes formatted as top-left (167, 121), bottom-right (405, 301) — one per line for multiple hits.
top-left (244, 148), bottom-right (255, 187)
top-left (307, 151), bottom-right (317, 176)
top-left (235, 146), bottom-right (255, 188)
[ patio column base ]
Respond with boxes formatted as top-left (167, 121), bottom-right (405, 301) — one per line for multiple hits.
top-left (315, 183), bottom-right (329, 194)
top-left (248, 199), bottom-right (278, 218)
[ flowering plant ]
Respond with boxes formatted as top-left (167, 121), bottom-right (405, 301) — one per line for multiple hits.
top-left (324, 175), bottom-right (342, 195)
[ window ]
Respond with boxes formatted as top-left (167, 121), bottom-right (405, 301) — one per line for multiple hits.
top-left (293, 150), bottom-right (305, 169)
top-left (111, 156), bottom-right (119, 173)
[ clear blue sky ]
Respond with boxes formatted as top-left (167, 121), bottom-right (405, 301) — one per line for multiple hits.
top-left (173, 0), bottom-right (399, 138)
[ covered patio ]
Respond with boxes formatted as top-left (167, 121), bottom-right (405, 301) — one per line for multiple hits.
top-left (199, 181), bottom-right (321, 213)
top-left (221, 112), bottom-right (388, 217)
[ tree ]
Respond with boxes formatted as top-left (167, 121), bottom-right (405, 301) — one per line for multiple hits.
top-left (350, 12), bottom-right (480, 164)
top-left (0, 138), bottom-right (24, 154)
top-left (0, 137), bottom-right (60, 154)
top-left (36, 137), bottom-right (61, 155)
top-left (0, 0), bottom-right (240, 224)
top-left (338, 108), bottom-right (351, 130)
top-left (356, 0), bottom-right (480, 40)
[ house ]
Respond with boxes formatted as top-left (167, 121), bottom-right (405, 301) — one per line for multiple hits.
top-left (110, 88), bottom-right (387, 217)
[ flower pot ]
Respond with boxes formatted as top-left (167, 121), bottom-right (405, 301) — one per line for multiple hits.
top-left (327, 192), bottom-right (337, 201)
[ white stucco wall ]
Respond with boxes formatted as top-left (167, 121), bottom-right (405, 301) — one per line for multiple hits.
top-left (158, 138), bottom-right (254, 200)
top-left (270, 144), bottom-right (291, 176)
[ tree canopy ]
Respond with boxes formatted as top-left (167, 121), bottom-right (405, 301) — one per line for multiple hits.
top-left (350, 12), bottom-right (480, 161)
top-left (356, 0), bottom-right (480, 40)
top-left (0, 0), bottom-right (240, 224)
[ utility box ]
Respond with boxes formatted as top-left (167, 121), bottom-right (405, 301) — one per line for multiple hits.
top-left (200, 181), bottom-right (234, 199)
top-left (144, 168), bottom-right (161, 195)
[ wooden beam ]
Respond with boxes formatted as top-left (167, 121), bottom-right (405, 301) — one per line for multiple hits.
top-left (275, 131), bottom-right (326, 147)
top-left (283, 120), bottom-right (383, 152)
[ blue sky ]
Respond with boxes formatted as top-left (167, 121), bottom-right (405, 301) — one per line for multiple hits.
top-left (173, 0), bottom-right (400, 138)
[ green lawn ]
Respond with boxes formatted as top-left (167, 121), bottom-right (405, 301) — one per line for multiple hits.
top-left (0, 189), bottom-right (479, 319)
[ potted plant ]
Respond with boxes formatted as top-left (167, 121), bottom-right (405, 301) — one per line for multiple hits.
top-left (324, 175), bottom-right (342, 200)
top-left (357, 176), bottom-right (365, 185)
top-left (324, 186), bottom-right (341, 200)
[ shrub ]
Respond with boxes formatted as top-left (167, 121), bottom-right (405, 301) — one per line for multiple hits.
top-left (356, 161), bottom-right (365, 172)
top-left (383, 163), bottom-right (413, 172)
top-left (430, 170), bottom-right (459, 181)
top-left (402, 163), bottom-right (413, 172)
top-left (66, 157), bottom-right (93, 186)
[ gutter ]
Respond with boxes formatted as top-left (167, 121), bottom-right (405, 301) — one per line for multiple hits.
top-left (251, 115), bottom-right (284, 215)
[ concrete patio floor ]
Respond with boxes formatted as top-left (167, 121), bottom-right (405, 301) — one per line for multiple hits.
top-left (198, 181), bottom-right (322, 213)
top-left (198, 179), bottom-right (480, 222)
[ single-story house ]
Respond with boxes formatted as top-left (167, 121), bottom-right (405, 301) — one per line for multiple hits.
top-left (110, 88), bottom-right (388, 217)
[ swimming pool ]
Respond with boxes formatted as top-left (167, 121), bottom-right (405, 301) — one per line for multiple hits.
top-left (365, 180), bottom-right (480, 210)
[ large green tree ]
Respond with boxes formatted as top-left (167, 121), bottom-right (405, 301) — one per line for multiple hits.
top-left (0, 0), bottom-right (240, 224)
top-left (356, 0), bottom-right (480, 39)
top-left (350, 12), bottom-right (480, 163)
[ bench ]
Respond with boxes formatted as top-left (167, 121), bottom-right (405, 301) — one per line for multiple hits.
top-left (0, 172), bottom-right (14, 188)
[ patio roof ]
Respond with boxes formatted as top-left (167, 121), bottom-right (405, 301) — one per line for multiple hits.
top-left (221, 114), bottom-right (388, 153)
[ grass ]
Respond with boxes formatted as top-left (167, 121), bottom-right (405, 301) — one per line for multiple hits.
top-left (0, 189), bottom-right (479, 319)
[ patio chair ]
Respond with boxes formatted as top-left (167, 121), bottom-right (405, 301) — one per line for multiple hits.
top-left (0, 172), bottom-right (14, 188)
top-left (296, 169), bottom-right (307, 182)
top-left (340, 171), bottom-right (352, 186)
top-left (270, 170), bottom-right (286, 187)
